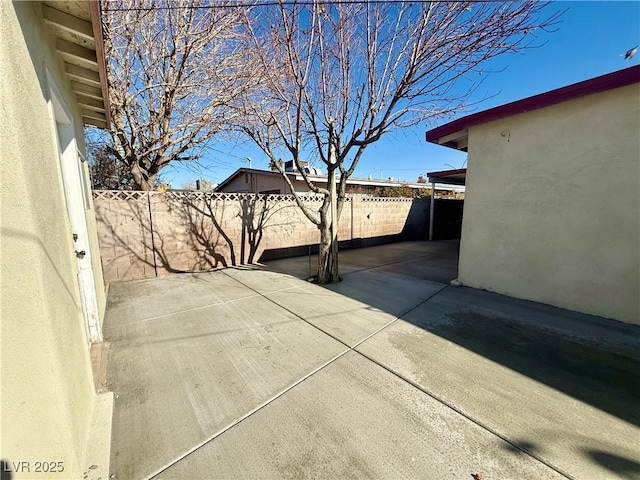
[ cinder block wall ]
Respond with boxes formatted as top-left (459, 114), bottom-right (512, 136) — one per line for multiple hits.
top-left (94, 191), bottom-right (430, 282)
top-left (93, 191), bottom-right (156, 280)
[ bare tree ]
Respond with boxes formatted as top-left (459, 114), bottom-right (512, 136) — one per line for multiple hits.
top-left (100, 0), bottom-right (255, 190)
top-left (88, 145), bottom-right (136, 190)
top-left (180, 179), bottom-right (216, 191)
top-left (238, 1), bottom-right (562, 284)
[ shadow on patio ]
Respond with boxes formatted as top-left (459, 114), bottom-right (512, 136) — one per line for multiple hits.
top-left (103, 240), bottom-right (640, 480)
top-left (263, 240), bottom-right (640, 479)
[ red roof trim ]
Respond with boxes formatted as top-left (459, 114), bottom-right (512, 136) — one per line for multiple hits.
top-left (426, 65), bottom-right (640, 144)
top-left (426, 168), bottom-right (467, 178)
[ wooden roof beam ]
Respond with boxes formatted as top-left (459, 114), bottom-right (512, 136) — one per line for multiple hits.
top-left (65, 64), bottom-right (101, 86)
top-left (76, 94), bottom-right (105, 112)
top-left (43, 5), bottom-right (94, 42)
top-left (71, 81), bottom-right (103, 99)
top-left (82, 109), bottom-right (106, 122)
top-left (57, 39), bottom-right (97, 69)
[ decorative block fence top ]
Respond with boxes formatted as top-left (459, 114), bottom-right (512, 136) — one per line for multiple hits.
top-left (93, 190), bottom-right (333, 203)
top-left (91, 191), bottom-right (421, 203)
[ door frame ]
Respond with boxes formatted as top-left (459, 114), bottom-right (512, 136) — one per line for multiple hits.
top-left (47, 69), bottom-right (102, 343)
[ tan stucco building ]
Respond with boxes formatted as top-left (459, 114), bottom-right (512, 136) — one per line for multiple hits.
top-left (427, 66), bottom-right (640, 325)
top-left (1, 1), bottom-right (112, 477)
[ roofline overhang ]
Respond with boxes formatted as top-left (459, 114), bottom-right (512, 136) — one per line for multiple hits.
top-left (426, 65), bottom-right (640, 150)
top-left (88, 0), bottom-right (111, 127)
top-left (426, 168), bottom-right (466, 178)
top-left (426, 168), bottom-right (467, 186)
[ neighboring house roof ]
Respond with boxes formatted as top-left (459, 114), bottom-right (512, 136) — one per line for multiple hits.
top-left (43, 0), bottom-right (111, 128)
top-left (427, 168), bottom-right (467, 186)
top-left (215, 167), bottom-right (465, 193)
top-left (215, 168), bottom-right (288, 192)
top-left (425, 65), bottom-right (640, 151)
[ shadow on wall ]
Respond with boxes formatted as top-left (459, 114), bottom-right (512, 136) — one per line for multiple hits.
top-left (261, 196), bottom-right (442, 261)
top-left (346, 197), bottom-right (464, 248)
top-left (94, 192), bottom-right (464, 282)
top-left (167, 193), bottom-right (280, 268)
top-left (94, 192), bottom-right (298, 281)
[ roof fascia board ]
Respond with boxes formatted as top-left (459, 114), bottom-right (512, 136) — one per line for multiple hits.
top-left (88, 0), bottom-right (111, 126)
top-left (427, 168), bottom-right (467, 177)
top-left (426, 65), bottom-right (640, 145)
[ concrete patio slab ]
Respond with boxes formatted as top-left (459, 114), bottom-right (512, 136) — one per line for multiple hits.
top-left (266, 282), bottom-right (402, 346)
top-left (264, 253), bottom-right (364, 279)
top-left (325, 268), bottom-right (446, 317)
top-left (333, 240), bottom-right (459, 271)
top-left (222, 266), bottom-right (313, 294)
top-left (104, 271), bottom-right (257, 328)
top-left (105, 278), bottom-right (347, 480)
top-left (352, 246), bottom-right (460, 283)
top-left (356, 286), bottom-right (640, 480)
top-left (265, 240), bottom-right (459, 281)
top-left (224, 261), bottom-right (447, 347)
top-left (156, 352), bottom-right (565, 480)
top-left (256, 240), bottom-right (456, 346)
top-left (104, 240), bottom-right (639, 480)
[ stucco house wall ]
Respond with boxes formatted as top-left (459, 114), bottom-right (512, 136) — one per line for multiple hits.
top-left (1, 2), bottom-right (110, 477)
top-left (220, 170), bottom-right (293, 194)
top-left (458, 83), bottom-right (639, 324)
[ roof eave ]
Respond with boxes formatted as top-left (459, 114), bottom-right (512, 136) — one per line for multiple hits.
top-left (426, 65), bottom-right (640, 148)
top-left (88, 0), bottom-right (111, 127)
top-left (426, 168), bottom-right (467, 186)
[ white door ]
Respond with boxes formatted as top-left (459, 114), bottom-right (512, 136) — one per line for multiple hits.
top-left (49, 75), bottom-right (102, 343)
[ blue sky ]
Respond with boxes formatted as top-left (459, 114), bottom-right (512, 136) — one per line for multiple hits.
top-left (164, 1), bottom-right (640, 188)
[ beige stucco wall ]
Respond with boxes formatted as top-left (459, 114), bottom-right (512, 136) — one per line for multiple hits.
top-left (459, 83), bottom-right (640, 324)
top-left (1, 2), bottom-right (109, 478)
top-left (220, 171), bottom-right (324, 194)
top-left (221, 171), bottom-right (292, 193)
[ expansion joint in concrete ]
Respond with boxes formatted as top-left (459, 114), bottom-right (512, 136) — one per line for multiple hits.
top-left (147, 270), bottom-right (573, 480)
top-left (145, 272), bottom-right (448, 479)
top-left (349, 350), bottom-right (577, 480)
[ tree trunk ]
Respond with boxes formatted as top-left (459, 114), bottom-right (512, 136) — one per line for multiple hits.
top-left (329, 166), bottom-right (339, 283)
top-left (138, 177), bottom-right (155, 191)
top-left (317, 218), bottom-right (333, 284)
top-left (317, 167), bottom-right (339, 284)
top-left (131, 162), bottom-right (156, 191)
